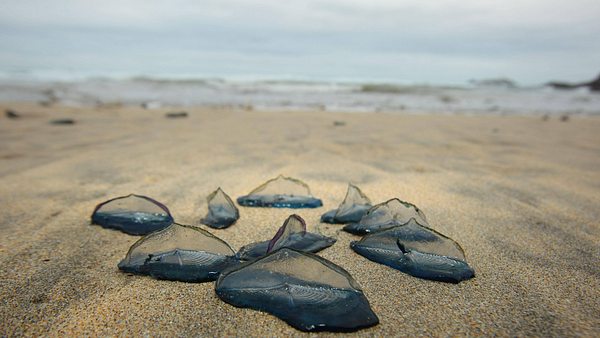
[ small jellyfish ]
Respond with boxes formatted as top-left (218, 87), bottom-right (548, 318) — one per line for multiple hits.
top-left (350, 218), bottom-right (475, 283)
top-left (118, 223), bottom-right (238, 282)
top-left (237, 214), bottom-right (336, 260)
top-left (237, 175), bottom-right (323, 208)
top-left (321, 183), bottom-right (372, 224)
top-left (200, 188), bottom-right (239, 229)
top-left (215, 248), bottom-right (379, 332)
top-left (91, 194), bottom-right (174, 235)
top-left (343, 198), bottom-right (427, 235)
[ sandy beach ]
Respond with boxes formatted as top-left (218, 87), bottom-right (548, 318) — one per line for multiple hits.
top-left (1, 102), bottom-right (599, 336)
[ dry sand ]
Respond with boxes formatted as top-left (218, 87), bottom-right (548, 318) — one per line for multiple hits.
top-left (1, 102), bottom-right (599, 336)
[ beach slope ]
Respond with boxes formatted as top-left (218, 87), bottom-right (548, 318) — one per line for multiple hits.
top-left (1, 103), bottom-right (599, 336)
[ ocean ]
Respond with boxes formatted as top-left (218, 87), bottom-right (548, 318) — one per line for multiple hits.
top-left (1, 73), bottom-right (599, 115)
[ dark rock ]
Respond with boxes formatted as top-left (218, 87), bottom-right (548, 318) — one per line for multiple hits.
top-left (50, 118), bottom-right (75, 125)
top-left (5, 109), bottom-right (20, 119)
top-left (166, 111), bottom-right (188, 118)
top-left (547, 73), bottom-right (600, 92)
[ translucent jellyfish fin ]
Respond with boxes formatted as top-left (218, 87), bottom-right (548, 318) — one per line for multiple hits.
top-left (396, 218), bottom-right (466, 261)
top-left (267, 214), bottom-right (307, 253)
top-left (335, 184), bottom-right (371, 217)
top-left (322, 183), bottom-right (372, 223)
top-left (249, 174), bottom-right (312, 196)
top-left (201, 187), bottom-right (239, 229)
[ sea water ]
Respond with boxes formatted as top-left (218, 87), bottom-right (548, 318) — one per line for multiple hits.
top-left (1, 73), bottom-right (599, 115)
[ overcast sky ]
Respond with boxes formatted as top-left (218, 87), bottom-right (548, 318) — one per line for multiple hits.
top-left (0, 0), bottom-right (599, 84)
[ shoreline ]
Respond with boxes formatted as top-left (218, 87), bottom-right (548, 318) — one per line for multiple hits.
top-left (2, 100), bottom-right (598, 118)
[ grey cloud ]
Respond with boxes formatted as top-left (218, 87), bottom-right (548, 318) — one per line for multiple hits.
top-left (0, 0), bottom-right (599, 83)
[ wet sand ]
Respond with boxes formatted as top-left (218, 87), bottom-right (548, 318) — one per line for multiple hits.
top-left (1, 102), bottom-right (599, 336)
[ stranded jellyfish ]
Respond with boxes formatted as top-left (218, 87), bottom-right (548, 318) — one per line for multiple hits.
top-left (237, 175), bottom-right (323, 208)
top-left (237, 214), bottom-right (336, 260)
top-left (91, 194), bottom-right (174, 235)
top-left (118, 223), bottom-right (238, 282)
top-left (200, 188), bottom-right (239, 229)
top-left (215, 248), bottom-right (379, 332)
top-left (321, 183), bottom-right (372, 224)
top-left (350, 218), bottom-right (475, 283)
top-left (343, 198), bottom-right (427, 235)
